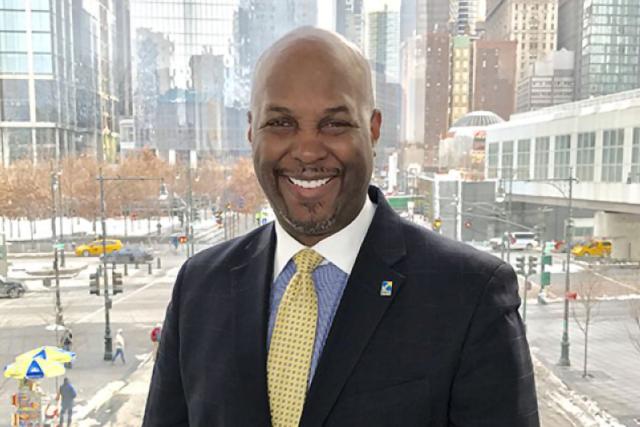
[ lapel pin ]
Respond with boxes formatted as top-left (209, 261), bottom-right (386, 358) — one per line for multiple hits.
top-left (380, 281), bottom-right (393, 297)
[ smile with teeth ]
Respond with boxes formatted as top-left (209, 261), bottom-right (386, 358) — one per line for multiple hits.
top-left (288, 177), bottom-right (333, 189)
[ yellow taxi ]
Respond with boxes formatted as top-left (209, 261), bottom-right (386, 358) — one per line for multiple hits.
top-left (571, 239), bottom-right (612, 257)
top-left (75, 239), bottom-right (123, 257)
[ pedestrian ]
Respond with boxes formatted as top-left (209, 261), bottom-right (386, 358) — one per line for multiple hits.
top-left (58, 377), bottom-right (76, 427)
top-left (112, 328), bottom-right (126, 364)
top-left (143, 27), bottom-right (538, 426)
top-left (150, 323), bottom-right (162, 361)
top-left (60, 328), bottom-right (73, 369)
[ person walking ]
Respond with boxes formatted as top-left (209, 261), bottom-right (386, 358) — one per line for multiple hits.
top-left (112, 328), bottom-right (126, 364)
top-left (61, 328), bottom-right (73, 369)
top-left (150, 323), bottom-right (162, 361)
top-left (58, 377), bottom-right (76, 427)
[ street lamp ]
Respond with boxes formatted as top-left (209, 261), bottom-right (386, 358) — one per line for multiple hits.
top-left (97, 168), bottom-right (166, 361)
top-left (522, 169), bottom-right (578, 367)
top-left (50, 171), bottom-right (63, 327)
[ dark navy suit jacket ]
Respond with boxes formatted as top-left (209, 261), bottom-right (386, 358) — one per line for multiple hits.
top-left (143, 186), bottom-right (539, 426)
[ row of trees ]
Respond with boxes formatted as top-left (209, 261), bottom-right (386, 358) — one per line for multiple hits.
top-left (0, 150), bottom-right (265, 227)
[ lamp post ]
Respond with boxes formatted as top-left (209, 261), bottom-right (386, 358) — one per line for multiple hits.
top-left (521, 170), bottom-right (577, 366)
top-left (97, 169), bottom-right (166, 361)
top-left (50, 171), bottom-right (63, 327)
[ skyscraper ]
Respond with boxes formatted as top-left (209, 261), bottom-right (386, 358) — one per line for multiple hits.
top-left (516, 49), bottom-right (574, 112)
top-left (423, 32), bottom-right (451, 167)
top-left (336, 0), bottom-right (365, 50)
top-left (577, 0), bottom-right (640, 99)
top-left (0, 0), bottom-right (120, 165)
top-left (485, 0), bottom-right (558, 80)
top-left (367, 5), bottom-right (400, 84)
top-left (473, 39), bottom-right (517, 119)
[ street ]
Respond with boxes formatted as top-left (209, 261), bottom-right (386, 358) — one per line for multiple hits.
top-left (1, 239), bottom-right (639, 426)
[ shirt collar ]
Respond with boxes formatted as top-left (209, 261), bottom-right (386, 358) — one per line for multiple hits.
top-left (273, 195), bottom-right (377, 278)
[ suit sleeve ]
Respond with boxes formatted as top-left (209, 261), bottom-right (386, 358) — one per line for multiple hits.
top-left (142, 261), bottom-right (190, 427)
top-left (449, 262), bottom-right (539, 427)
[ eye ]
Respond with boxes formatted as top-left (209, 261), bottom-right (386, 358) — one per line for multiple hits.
top-left (320, 120), bottom-right (354, 134)
top-left (263, 117), bottom-right (295, 128)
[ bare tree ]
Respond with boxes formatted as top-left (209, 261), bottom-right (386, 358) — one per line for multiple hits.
top-left (571, 265), bottom-right (604, 378)
top-left (227, 157), bottom-right (266, 214)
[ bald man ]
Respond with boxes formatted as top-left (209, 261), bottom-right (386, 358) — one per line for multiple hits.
top-left (143, 27), bottom-right (538, 427)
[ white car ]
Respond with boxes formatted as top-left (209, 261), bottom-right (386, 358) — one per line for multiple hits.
top-left (489, 232), bottom-right (538, 251)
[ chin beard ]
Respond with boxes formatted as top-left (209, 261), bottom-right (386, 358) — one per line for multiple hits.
top-left (278, 206), bottom-right (337, 236)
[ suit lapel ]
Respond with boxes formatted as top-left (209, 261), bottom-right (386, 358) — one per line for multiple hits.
top-left (301, 187), bottom-right (407, 426)
top-left (230, 224), bottom-right (275, 424)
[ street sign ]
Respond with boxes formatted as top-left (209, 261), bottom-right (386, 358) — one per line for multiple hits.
top-left (54, 243), bottom-right (65, 250)
top-left (541, 271), bottom-right (551, 287)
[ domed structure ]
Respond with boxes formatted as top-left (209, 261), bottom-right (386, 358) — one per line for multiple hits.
top-left (451, 111), bottom-right (505, 129)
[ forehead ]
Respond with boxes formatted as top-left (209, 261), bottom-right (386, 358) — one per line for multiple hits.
top-left (255, 42), bottom-right (365, 116)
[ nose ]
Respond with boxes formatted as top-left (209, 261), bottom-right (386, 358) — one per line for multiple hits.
top-left (290, 127), bottom-right (328, 164)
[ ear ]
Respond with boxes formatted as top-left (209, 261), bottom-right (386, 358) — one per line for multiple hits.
top-left (247, 112), bottom-right (253, 144)
top-left (370, 109), bottom-right (382, 146)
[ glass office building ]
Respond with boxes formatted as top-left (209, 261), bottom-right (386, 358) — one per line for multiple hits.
top-left (579, 0), bottom-right (640, 99)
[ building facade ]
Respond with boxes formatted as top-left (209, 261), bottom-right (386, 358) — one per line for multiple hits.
top-left (400, 33), bottom-right (425, 145)
top-left (485, 0), bottom-right (558, 81)
top-left (423, 32), bottom-right (451, 168)
top-left (516, 49), bottom-right (574, 112)
top-left (472, 39), bottom-right (517, 120)
top-left (0, 0), bottom-right (121, 165)
top-left (336, 0), bottom-right (364, 51)
top-left (367, 5), bottom-right (400, 84)
top-left (450, 35), bottom-right (473, 124)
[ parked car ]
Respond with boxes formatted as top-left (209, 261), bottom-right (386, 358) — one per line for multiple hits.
top-left (75, 239), bottom-right (123, 257)
top-left (101, 246), bottom-right (154, 264)
top-left (571, 239), bottom-right (612, 257)
top-left (489, 232), bottom-right (539, 251)
top-left (0, 277), bottom-right (26, 298)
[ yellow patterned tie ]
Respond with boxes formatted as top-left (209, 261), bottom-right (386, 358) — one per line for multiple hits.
top-left (268, 248), bottom-right (324, 427)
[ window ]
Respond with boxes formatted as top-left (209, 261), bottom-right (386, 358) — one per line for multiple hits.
top-left (0, 10), bottom-right (25, 31)
top-left (517, 139), bottom-right (530, 179)
top-left (0, 32), bottom-right (27, 51)
top-left (31, 11), bottom-right (50, 32)
top-left (0, 52), bottom-right (27, 73)
top-left (3, 128), bottom-right (32, 162)
top-left (0, 79), bottom-right (29, 121)
top-left (576, 132), bottom-right (595, 181)
top-left (602, 129), bottom-right (624, 182)
top-left (631, 128), bottom-right (640, 183)
top-left (534, 139), bottom-right (550, 180)
top-left (35, 80), bottom-right (57, 121)
top-left (35, 128), bottom-right (56, 160)
top-left (32, 32), bottom-right (51, 53)
top-left (487, 143), bottom-right (499, 178)
top-left (554, 134), bottom-right (571, 179)
top-left (33, 53), bottom-right (52, 74)
top-left (502, 140), bottom-right (514, 176)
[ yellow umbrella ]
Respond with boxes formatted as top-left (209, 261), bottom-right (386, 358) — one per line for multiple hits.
top-left (15, 346), bottom-right (76, 364)
top-left (3, 358), bottom-right (65, 380)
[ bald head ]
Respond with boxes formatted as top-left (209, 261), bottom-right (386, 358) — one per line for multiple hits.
top-left (250, 27), bottom-right (375, 117)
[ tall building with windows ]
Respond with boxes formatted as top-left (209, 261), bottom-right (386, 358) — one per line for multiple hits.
top-left (0, 0), bottom-right (120, 165)
top-left (516, 49), bottom-right (574, 112)
top-left (367, 5), bottom-right (400, 84)
top-left (473, 39), bottom-right (517, 119)
top-left (485, 0), bottom-right (558, 81)
top-left (450, 35), bottom-right (473, 124)
top-left (336, 0), bottom-right (364, 51)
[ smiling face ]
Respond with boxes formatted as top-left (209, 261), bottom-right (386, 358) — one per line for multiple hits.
top-left (249, 31), bottom-right (381, 246)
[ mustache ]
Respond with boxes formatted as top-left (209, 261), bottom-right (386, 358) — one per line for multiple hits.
top-left (276, 166), bottom-right (341, 176)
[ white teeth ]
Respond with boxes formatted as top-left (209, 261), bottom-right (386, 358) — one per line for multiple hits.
top-left (289, 177), bottom-right (332, 189)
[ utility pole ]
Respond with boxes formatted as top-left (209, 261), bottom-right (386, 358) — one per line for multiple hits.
top-left (559, 168), bottom-right (575, 366)
top-left (98, 168), bottom-right (112, 361)
top-left (58, 173), bottom-right (65, 267)
top-left (50, 172), bottom-right (63, 326)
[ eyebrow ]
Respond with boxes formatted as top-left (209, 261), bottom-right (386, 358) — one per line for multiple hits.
top-left (264, 105), bottom-right (352, 115)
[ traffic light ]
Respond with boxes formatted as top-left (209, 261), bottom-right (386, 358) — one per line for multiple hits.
top-left (528, 256), bottom-right (538, 275)
top-left (179, 235), bottom-right (188, 244)
top-left (432, 218), bottom-right (442, 231)
top-left (89, 272), bottom-right (100, 296)
top-left (515, 256), bottom-right (526, 275)
top-left (464, 220), bottom-right (472, 229)
top-left (215, 211), bottom-right (223, 225)
top-left (112, 271), bottom-right (123, 295)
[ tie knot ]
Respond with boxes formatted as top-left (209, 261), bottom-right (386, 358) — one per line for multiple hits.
top-left (293, 249), bottom-right (324, 274)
